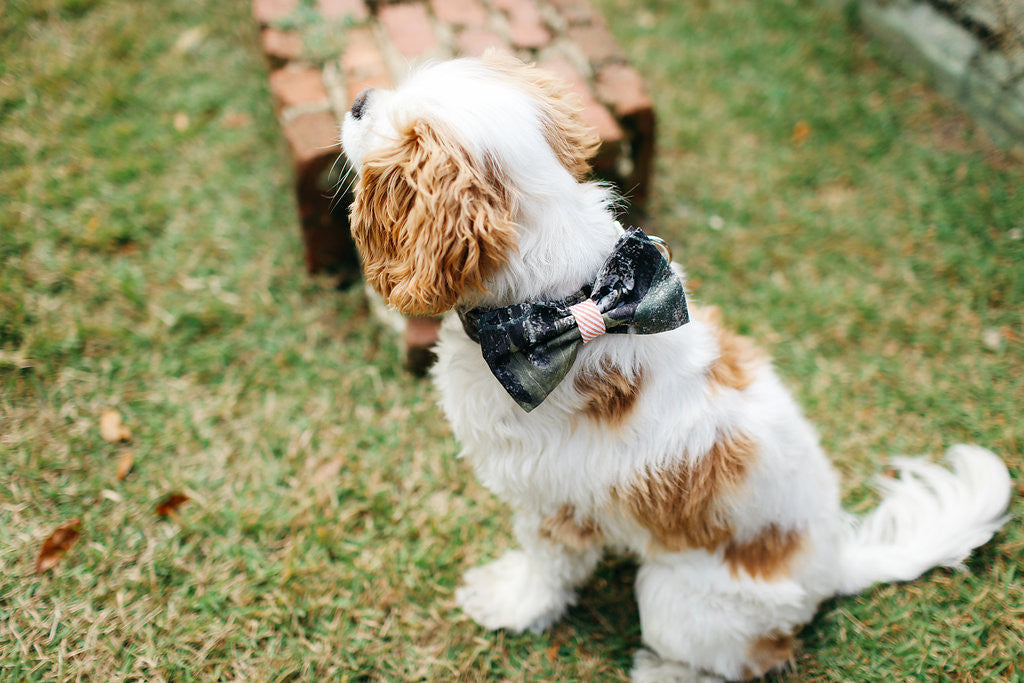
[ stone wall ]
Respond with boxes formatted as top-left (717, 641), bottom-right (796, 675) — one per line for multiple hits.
top-left (857, 0), bottom-right (1024, 149)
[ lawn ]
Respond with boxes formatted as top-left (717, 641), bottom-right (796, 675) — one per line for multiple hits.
top-left (1, 0), bottom-right (1021, 680)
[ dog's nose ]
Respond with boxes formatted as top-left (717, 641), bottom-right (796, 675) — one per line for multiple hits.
top-left (351, 88), bottom-right (373, 120)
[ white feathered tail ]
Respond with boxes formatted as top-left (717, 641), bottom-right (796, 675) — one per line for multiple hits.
top-left (836, 444), bottom-right (1012, 595)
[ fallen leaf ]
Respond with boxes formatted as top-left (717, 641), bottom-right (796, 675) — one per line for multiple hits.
top-left (173, 25), bottom-right (207, 54)
top-left (816, 182), bottom-right (855, 210)
top-left (982, 328), bottom-right (1004, 352)
top-left (116, 452), bottom-right (134, 480)
top-left (99, 409), bottom-right (131, 443)
top-left (792, 120), bottom-right (812, 147)
top-left (222, 112), bottom-right (252, 129)
top-left (35, 518), bottom-right (82, 574)
top-left (312, 458), bottom-right (343, 485)
top-left (155, 492), bottom-right (190, 517)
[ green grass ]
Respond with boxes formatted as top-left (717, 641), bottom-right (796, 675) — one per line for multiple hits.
top-left (1, 0), bottom-right (1021, 679)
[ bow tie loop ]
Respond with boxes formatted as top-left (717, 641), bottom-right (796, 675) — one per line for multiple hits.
top-left (459, 227), bottom-right (689, 412)
top-left (569, 299), bottom-right (606, 343)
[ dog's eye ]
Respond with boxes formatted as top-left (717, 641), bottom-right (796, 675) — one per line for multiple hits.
top-left (351, 88), bottom-right (373, 120)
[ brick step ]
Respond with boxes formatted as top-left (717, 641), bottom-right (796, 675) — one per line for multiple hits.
top-left (254, 0), bottom-right (656, 370)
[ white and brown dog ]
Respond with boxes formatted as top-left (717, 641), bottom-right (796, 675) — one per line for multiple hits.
top-left (340, 54), bottom-right (1011, 681)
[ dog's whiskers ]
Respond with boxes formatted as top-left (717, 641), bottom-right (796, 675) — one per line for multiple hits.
top-left (326, 160), bottom-right (356, 213)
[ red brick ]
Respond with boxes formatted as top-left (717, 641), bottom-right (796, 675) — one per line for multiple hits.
top-left (283, 110), bottom-right (340, 168)
top-left (261, 27), bottom-right (303, 64)
top-left (270, 65), bottom-right (330, 111)
top-left (341, 27), bottom-right (386, 75)
top-left (429, 0), bottom-right (488, 27)
top-left (341, 27), bottom-right (394, 108)
top-left (493, 0), bottom-right (551, 49)
top-left (539, 57), bottom-right (622, 144)
top-left (253, 0), bottom-right (298, 25)
top-left (567, 23), bottom-right (623, 67)
top-left (318, 0), bottom-right (369, 21)
top-left (379, 3), bottom-right (441, 60)
top-left (405, 316), bottom-right (441, 348)
top-left (507, 19), bottom-right (550, 49)
top-left (595, 64), bottom-right (652, 117)
top-left (595, 63), bottom-right (655, 205)
top-left (546, 0), bottom-right (598, 26)
top-left (404, 317), bottom-right (442, 373)
top-left (455, 28), bottom-right (510, 57)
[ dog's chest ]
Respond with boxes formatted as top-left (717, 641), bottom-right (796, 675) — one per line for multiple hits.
top-left (431, 322), bottom-right (628, 507)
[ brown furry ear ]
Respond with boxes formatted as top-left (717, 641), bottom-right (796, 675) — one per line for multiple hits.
top-left (350, 119), bottom-right (518, 316)
top-left (482, 51), bottom-right (601, 179)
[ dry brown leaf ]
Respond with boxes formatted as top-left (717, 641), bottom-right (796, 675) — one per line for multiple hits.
top-left (312, 458), bottom-right (343, 485)
top-left (173, 26), bottom-right (207, 54)
top-left (116, 452), bottom-right (134, 480)
top-left (35, 518), bottom-right (82, 574)
top-left (815, 182), bottom-right (855, 210)
top-left (99, 409), bottom-right (131, 443)
top-left (222, 112), bottom-right (252, 129)
top-left (791, 120), bottom-right (811, 147)
top-left (982, 328), bottom-right (1005, 352)
top-left (156, 492), bottom-right (190, 517)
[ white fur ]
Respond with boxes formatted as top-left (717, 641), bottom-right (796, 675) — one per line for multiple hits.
top-left (837, 444), bottom-right (1011, 595)
top-left (342, 58), bottom-right (1012, 681)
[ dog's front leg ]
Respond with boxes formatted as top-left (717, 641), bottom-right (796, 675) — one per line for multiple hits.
top-left (456, 509), bottom-right (603, 633)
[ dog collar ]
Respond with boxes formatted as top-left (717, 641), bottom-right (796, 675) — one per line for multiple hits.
top-left (458, 227), bottom-right (689, 412)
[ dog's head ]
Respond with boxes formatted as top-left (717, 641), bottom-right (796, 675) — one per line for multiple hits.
top-left (341, 54), bottom-right (600, 316)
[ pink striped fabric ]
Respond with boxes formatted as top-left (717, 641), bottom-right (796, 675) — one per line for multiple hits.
top-left (569, 298), bottom-right (606, 343)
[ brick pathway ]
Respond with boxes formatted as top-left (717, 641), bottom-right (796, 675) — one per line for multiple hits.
top-left (253, 0), bottom-right (657, 369)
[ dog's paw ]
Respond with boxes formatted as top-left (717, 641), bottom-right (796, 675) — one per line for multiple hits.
top-left (631, 649), bottom-right (723, 683)
top-left (455, 550), bottom-right (573, 633)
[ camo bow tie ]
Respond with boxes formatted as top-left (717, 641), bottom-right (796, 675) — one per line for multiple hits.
top-left (458, 227), bottom-right (689, 412)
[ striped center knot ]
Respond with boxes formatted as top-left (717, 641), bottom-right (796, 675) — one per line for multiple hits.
top-left (569, 298), bottom-right (606, 343)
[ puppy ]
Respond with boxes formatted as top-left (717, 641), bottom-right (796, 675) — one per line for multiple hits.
top-left (340, 54), bottom-right (1011, 681)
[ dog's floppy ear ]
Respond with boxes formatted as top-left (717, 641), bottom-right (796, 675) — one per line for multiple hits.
top-left (351, 119), bottom-right (518, 316)
top-left (483, 51), bottom-right (601, 180)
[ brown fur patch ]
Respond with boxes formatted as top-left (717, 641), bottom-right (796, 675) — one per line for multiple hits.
top-left (539, 504), bottom-right (602, 551)
top-left (483, 52), bottom-right (601, 179)
top-left (723, 524), bottom-right (804, 581)
top-left (573, 359), bottom-right (643, 426)
top-left (351, 119), bottom-right (518, 316)
top-left (692, 304), bottom-right (764, 392)
top-left (743, 632), bottom-right (796, 679)
top-left (612, 432), bottom-right (757, 553)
